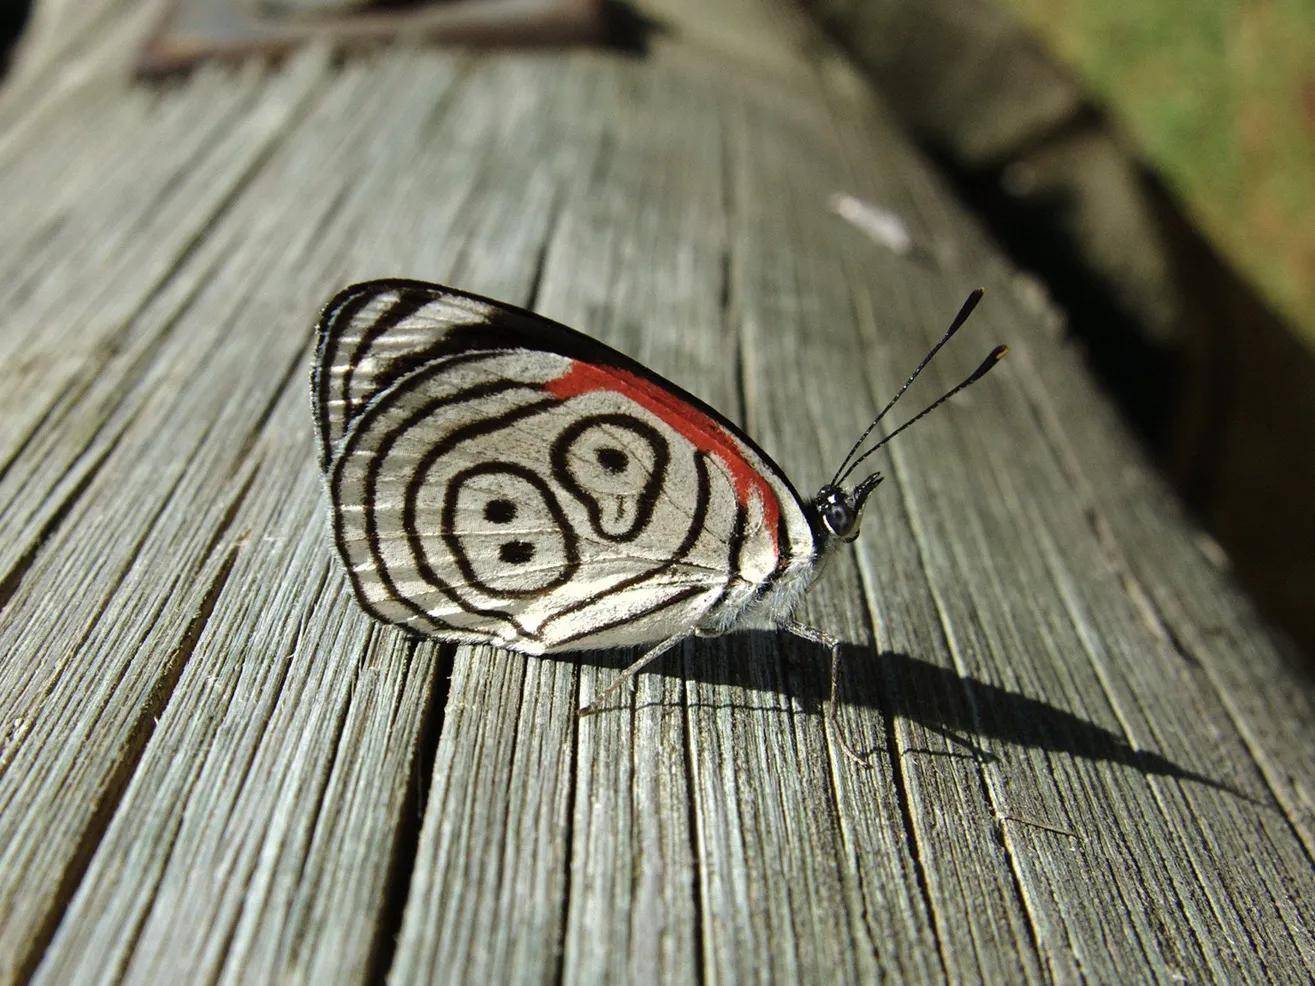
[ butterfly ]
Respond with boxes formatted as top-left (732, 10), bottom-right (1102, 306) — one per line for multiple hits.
top-left (312, 279), bottom-right (1004, 765)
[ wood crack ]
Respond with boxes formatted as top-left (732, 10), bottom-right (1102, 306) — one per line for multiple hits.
top-left (678, 672), bottom-right (708, 986)
top-left (13, 539), bottom-right (240, 983)
top-left (553, 659), bottom-right (582, 986)
top-left (881, 458), bottom-right (1052, 980)
top-left (285, 568), bottom-right (353, 900)
top-left (848, 569), bottom-right (950, 980)
top-left (0, 418), bottom-right (227, 781)
top-left (0, 419), bottom-right (129, 616)
top-left (197, 559), bottom-right (337, 986)
top-left (363, 640), bottom-right (453, 985)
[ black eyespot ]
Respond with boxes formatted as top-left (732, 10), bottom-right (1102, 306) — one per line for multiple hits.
top-left (484, 499), bottom-right (516, 523)
top-left (596, 446), bottom-right (628, 474)
top-left (499, 540), bottom-right (535, 564)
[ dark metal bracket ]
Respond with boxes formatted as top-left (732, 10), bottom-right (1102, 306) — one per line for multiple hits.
top-left (141, 0), bottom-right (604, 75)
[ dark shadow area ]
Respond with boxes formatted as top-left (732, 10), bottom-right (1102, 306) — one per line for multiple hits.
top-left (931, 131), bottom-right (1183, 451)
top-left (0, 0), bottom-right (32, 75)
top-left (571, 629), bottom-right (1261, 804)
top-left (599, 0), bottom-right (665, 57)
top-left (951, 140), bottom-right (1315, 660)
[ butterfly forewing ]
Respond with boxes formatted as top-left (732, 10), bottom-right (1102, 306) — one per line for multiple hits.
top-left (315, 280), bottom-right (818, 652)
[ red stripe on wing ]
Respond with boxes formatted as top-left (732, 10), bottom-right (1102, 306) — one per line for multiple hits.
top-left (546, 360), bottom-right (781, 555)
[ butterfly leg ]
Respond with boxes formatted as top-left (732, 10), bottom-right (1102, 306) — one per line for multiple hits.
top-left (922, 722), bottom-right (996, 764)
top-left (577, 629), bottom-right (696, 717)
top-left (781, 620), bottom-right (874, 769)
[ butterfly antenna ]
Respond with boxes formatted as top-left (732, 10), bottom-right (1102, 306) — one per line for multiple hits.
top-left (838, 345), bottom-right (1008, 485)
top-left (831, 288), bottom-right (985, 486)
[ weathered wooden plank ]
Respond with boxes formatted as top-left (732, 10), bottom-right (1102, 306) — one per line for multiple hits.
top-left (0, 0), bottom-right (1310, 983)
top-left (716, 72), bottom-right (1040, 983)
top-left (1, 51), bottom-right (463, 981)
top-left (822, 72), bottom-right (1315, 865)
top-left (805, 56), bottom-right (1315, 979)
top-left (0, 54), bottom-right (327, 590)
top-left (385, 61), bottom-right (607, 986)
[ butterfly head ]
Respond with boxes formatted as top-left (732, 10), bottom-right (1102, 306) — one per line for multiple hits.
top-left (814, 290), bottom-right (1007, 549)
top-left (813, 473), bottom-right (884, 543)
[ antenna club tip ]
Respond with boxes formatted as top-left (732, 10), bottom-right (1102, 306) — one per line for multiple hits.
top-left (965, 345), bottom-right (1008, 383)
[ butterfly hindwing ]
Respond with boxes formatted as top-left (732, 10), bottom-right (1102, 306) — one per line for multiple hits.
top-left (315, 280), bottom-right (818, 653)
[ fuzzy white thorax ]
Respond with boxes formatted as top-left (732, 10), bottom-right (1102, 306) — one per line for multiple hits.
top-left (704, 534), bottom-right (842, 636)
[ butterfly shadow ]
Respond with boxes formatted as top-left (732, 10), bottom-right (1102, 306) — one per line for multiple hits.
top-left (592, 629), bottom-right (1262, 805)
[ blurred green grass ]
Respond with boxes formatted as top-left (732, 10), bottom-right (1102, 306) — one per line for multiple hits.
top-left (1005, 0), bottom-right (1315, 346)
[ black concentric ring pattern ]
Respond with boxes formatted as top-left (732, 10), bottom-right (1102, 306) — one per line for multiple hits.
top-left (333, 351), bottom-right (739, 649)
top-left (550, 413), bottom-right (670, 542)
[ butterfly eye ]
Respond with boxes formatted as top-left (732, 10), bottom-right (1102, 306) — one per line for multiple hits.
top-left (825, 502), bottom-right (854, 536)
top-left (814, 485), bottom-right (860, 540)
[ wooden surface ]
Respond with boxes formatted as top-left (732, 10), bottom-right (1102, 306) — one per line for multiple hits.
top-left (1, 0), bottom-right (1313, 982)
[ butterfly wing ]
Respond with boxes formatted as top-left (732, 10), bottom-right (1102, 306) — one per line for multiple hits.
top-left (314, 279), bottom-right (819, 653)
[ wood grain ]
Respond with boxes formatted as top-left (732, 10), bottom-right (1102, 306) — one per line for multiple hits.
top-left (0, 0), bottom-right (1311, 983)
